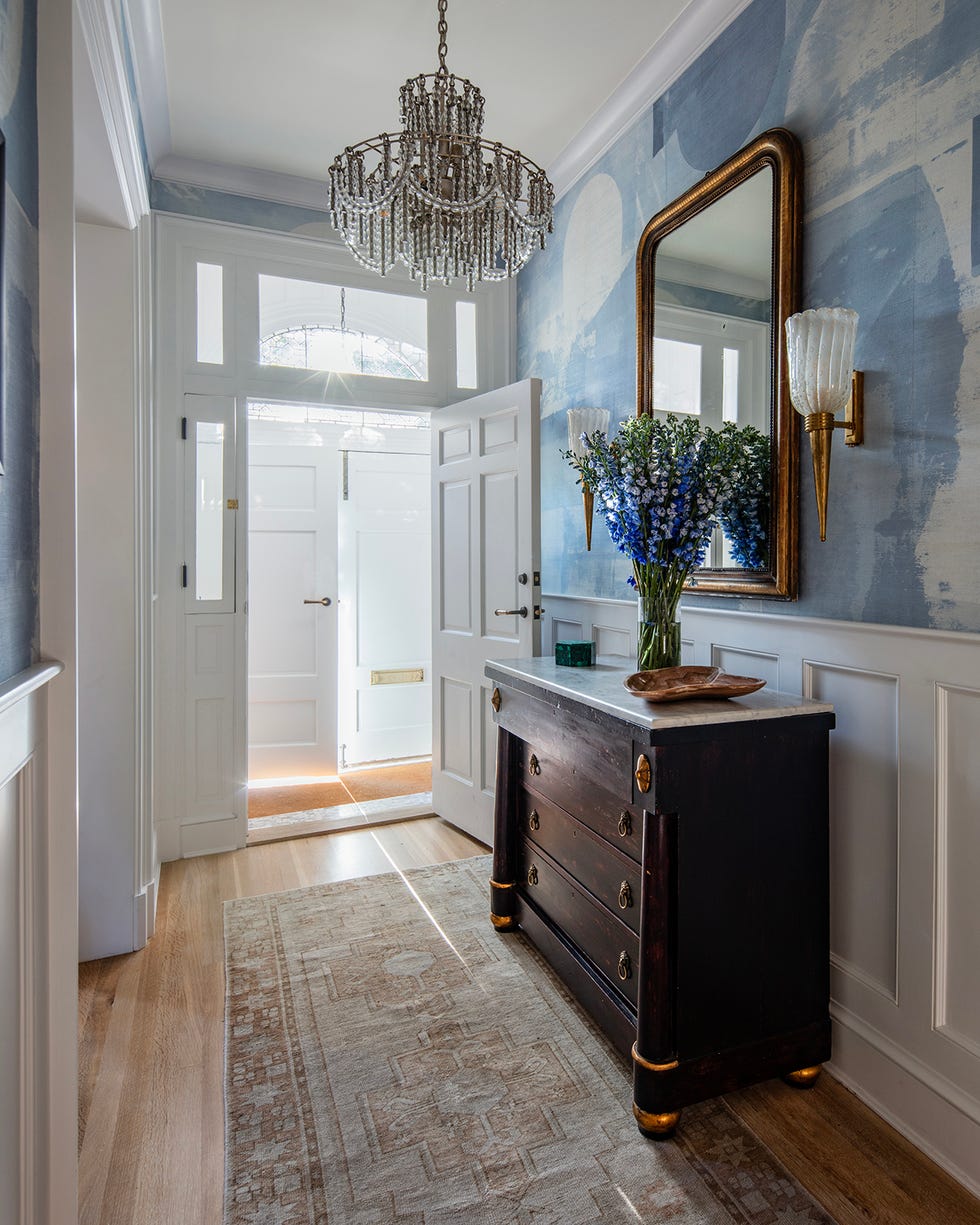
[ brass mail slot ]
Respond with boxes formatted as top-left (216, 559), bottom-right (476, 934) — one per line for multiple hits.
top-left (370, 668), bottom-right (424, 686)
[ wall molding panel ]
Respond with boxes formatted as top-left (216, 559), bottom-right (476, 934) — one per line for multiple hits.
top-left (0, 661), bottom-right (67, 1224)
top-left (542, 593), bottom-right (980, 1195)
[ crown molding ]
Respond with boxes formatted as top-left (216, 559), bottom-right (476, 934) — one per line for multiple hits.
top-left (122, 0), bottom-right (751, 218)
top-left (75, 0), bottom-right (151, 226)
top-left (547, 0), bottom-right (754, 201)
top-left (120, 0), bottom-right (171, 169)
top-left (153, 154), bottom-right (332, 213)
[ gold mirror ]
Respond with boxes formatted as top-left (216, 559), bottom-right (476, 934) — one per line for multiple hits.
top-left (637, 129), bottom-right (802, 598)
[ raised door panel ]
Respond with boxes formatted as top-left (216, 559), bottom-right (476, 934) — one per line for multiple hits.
top-left (432, 380), bottom-right (540, 843)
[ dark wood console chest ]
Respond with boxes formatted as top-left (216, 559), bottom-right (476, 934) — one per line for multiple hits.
top-left (486, 657), bottom-right (835, 1137)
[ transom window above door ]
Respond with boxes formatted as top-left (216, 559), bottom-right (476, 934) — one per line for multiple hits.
top-left (258, 274), bottom-right (428, 380)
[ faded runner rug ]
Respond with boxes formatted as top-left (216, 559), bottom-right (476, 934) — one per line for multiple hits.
top-left (224, 856), bottom-right (833, 1224)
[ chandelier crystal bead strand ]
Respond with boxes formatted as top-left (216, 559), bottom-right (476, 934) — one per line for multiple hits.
top-left (328, 0), bottom-right (554, 290)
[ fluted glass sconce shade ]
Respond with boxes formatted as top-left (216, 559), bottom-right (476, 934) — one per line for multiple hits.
top-left (786, 308), bottom-right (858, 417)
top-left (785, 308), bottom-right (862, 542)
top-left (566, 407), bottom-right (610, 550)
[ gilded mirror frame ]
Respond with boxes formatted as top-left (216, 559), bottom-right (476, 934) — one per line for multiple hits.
top-left (636, 128), bottom-right (803, 599)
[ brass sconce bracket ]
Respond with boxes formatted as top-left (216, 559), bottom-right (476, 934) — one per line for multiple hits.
top-left (837, 371), bottom-right (864, 447)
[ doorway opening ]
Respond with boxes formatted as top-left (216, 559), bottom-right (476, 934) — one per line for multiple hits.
top-left (245, 400), bottom-right (433, 844)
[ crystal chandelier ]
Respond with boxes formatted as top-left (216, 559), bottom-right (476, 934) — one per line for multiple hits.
top-left (328, 0), bottom-right (554, 291)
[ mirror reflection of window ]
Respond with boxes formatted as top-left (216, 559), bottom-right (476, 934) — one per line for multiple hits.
top-left (653, 337), bottom-right (702, 415)
top-left (651, 167), bottom-right (773, 570)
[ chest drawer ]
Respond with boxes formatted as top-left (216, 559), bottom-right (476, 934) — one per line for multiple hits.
top-left (518, 838), bottom-right (639, 1009)
top-left (498, 686), bottom-right (637, 805)
top-left (519, 775), bottom-right (643, 863)
top-left (518, 789), bottom-right (642, 932)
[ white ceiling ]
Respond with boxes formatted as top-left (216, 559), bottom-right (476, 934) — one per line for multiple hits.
top-left (155, 0), bottom-right (696, 186)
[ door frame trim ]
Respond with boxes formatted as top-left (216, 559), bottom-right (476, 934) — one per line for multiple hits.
top-left (154, 214), bottom-right (514, 859)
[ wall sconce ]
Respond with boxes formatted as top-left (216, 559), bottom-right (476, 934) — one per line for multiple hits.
top-left (785, 307), bottom-right (864, 542)
top-left (566, 407), bottom-right (610, 550)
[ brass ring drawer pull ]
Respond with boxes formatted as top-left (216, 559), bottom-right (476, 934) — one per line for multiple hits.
top-left (527, 865), bottom-right (538, 886)
top-left (528, 809), bottom-right (540, 831)
top-left (618, 881), bottom-right (632, 909)
top-left (618, 812), bottom-right (631, 838)
top-left (490, 687), bottom-right (501, 713)
top-left (635, 753), bottom-right (651, 793)
top-left (528, 754), bottom-right (541, 776)
top-left (618, 951), bottom-right (632, 981)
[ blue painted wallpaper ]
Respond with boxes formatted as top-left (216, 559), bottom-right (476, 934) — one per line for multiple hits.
top-left (0, 0), bottom-right (39, 683)
top-left (149, 176), bottom-right (334, 238)
top-left (517, 0), bottom-right (980, 631)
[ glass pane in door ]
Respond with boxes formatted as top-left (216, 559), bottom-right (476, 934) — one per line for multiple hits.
top-left (195, 420), bottom-right (225, 601)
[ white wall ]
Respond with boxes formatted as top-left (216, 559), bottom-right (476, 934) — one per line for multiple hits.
top-left (75, 222), bottom-right (143, 960)
top-left (543, 593), bottom-right (980, 1197)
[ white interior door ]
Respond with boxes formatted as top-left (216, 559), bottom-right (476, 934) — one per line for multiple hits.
top-left (431, 378), bottom-right (541, 843)
top-left (338, 450), bottom-right (432, 766)
top-left (248, 440), bottom-right (338, 779)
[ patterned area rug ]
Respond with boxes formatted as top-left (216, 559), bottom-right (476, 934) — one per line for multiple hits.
top-left (224, 856), bottom-right (833, 1224)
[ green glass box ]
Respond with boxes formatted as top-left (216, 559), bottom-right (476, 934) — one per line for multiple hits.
top-left (555, 640), bottom-right (597, 667)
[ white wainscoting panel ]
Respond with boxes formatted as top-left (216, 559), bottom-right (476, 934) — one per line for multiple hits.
top-left (935, 683), bottom-right (980, 1061)
top-left (0, 661), bottom-right (67, 1224)
top-left (712, 644), bottom-right (781, 690)
top-left (806, 662), bottom-right (900, 1003)
top-left (541, 594), bottom-right (980, 1196)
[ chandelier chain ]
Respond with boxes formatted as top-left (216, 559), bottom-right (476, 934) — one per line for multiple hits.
top-left (437, 0), bottom-right (448, 74)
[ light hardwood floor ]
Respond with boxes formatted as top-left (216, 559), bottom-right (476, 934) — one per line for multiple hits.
top-left (78, 818), bottom-right (980, 1225)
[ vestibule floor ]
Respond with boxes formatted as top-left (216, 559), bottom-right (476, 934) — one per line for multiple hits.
top-left (78, 818), bottom-right (980, 1225)
top-left (247, 758), bottom-right (433, 844)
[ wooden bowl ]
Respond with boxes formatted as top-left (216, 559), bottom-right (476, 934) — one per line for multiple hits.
top-left (624, 665), bottom-right (767, 703)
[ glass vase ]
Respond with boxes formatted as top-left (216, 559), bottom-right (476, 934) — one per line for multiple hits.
top-left (637, 595), bottom-right (682, 672)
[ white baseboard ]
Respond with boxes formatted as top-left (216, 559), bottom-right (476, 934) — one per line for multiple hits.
top-left (133, 878), bottom-right (158, 948)
top-left (830, 1016), bottom-right (980, 1198)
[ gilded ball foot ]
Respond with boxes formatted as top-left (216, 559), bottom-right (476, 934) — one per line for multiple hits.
top-left (633, 1103), bottom-right (681, 1139)
top-left (490, 913), bottom-right (517, 931)
top-left (784, 1065), bottom-right (821, 1088)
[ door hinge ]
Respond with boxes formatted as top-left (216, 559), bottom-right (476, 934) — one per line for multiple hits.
top-left (341, 450), bottom-right (349, 501)
top-left (180, 416), bottom-right (187, 440)
top-left (340, 743), bottom-right (348, 769)
top-left (180, 563), bottom-right (188, 589)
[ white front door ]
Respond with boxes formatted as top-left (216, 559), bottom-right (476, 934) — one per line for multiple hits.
top-left (247, 440), bottom-right (338, 779)
top-left (338, 450), bottom-right (432, 765)
top-left (431, 379), bottom-right (541, 843)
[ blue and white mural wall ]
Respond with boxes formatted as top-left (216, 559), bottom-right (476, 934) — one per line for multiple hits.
top-left (0, 0), bottom-right (39, 682)
top-left (517, 0), bottom-right (980, 631)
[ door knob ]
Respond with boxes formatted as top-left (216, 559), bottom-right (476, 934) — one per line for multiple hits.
top-left (303, 597), bottom-right (332, 607)
top-left (493, 606), bottom-right (528, 617)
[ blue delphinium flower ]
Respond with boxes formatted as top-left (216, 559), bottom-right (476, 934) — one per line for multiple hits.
top-left (563, 413), bottom-right (771, 668)
top-left (715, 423), bottom-right (770, 571)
